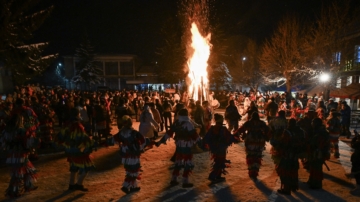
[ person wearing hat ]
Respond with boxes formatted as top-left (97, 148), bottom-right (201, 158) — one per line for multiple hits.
top-left (3, 114), bottom-right (38, 197)
top-left (235, 112), bottom-right (269, 179)
top-left (156, 108), bottom-right (200, 188)
top-left (203, 113), bottom-right (240, 182)
top-left (326, 109), bottom-right (341, 158)
top-left (116, 115), bottom-right (152, 194)
top-left (57, 108), bottom-right (96, 192)
top-left (12, 98), bottom-right (40, 161)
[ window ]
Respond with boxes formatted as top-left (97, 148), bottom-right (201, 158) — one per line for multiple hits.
top-left (347, 76), bottom-right (352, 86)
top-left (336, 78), bottom-right (341, 88)
top-left (105, 78), bottom-right (119, 90)
top-left (355, 45), bottom-right (360, 63)
top-left (105, 62), bottom-right (118, 75)
top-left (120, 61), bottom-right (133, 75)
top-left (333, 52), bottom-right (341, 65)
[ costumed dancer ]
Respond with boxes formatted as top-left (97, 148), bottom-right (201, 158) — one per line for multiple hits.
top-left (2, 115), bottom-right (38, 197)
top-left (57, 108), bottom-right (96, 191)
top-left (307, 118), bottom-right (330, 189)
top-left (202, 101), bottom-right (213, 132)
top-left (276, 119), bottom-right (306, 195)
top-left (11, 98), bottom-right (40, 161)
top-left (268, 110), bottom-right (288, 169)
top-left (346, 130), bottom-right (360, 195)
top-left (156, 108), bottom-right (200, 188)
top-left (116, 115), bottom-right (152, 194)
top-left (326, 110), bottom-right (341, 158)
top-left (235, 112), bottom-right (269, 179)
top-left (203, 113), bottom-right (240, 182)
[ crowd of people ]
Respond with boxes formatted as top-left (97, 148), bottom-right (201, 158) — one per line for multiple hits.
top-left (0, 84), bottom-right (359, 197)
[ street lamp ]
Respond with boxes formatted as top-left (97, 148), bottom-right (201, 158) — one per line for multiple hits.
top-left (319, 73), bottom-right (330, 82)
top-left (242, 57), bottom-right (246, 72)
top-left (319, 73), bottom-right (331, 100)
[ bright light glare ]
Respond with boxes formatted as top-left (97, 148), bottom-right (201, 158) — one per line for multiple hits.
top-left (242, 57), bottom-right (246, 61)
top-left (319, 73), bottom-right (330, 82)
top-left (59, 63), bottom-right (62, 66)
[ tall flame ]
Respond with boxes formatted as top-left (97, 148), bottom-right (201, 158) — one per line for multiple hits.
top-left (187, 22), bottom-right (211, 101)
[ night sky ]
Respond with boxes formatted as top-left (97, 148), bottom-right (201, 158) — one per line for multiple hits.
top-left (33, 0), bottom-right (350, 64)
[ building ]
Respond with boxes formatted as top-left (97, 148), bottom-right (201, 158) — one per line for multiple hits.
top-left (63, 54), bottom-right (159, 90)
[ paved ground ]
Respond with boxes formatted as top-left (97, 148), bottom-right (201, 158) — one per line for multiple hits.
top-left (0, 110), bottom-right (359, 202)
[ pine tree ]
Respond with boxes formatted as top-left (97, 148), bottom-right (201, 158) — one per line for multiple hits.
top-left (0, 0), bottom-right (57, 85)
top-left (72, 36), bottom-right (103, 89)
top-left (210, 62), bottom-right (232, 90)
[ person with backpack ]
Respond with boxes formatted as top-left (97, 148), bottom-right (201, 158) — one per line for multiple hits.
top-left (224, 100), bottom-right (241, 132)
top-left (203, 113), bottom-right (240, 182)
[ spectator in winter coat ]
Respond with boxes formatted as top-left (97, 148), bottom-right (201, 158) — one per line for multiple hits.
top-left (340, 101), bottom-right (352, 138)
top-left (225, 100), bottom-right (241, 132)
top-left (139, 105), bottom-right (159, 139)
top-left (162, 99), bottom-right (173, 131)
top-left (326, 98), bottom-right (338, 115)
top-left (265, 97), bottom-right (278, 122)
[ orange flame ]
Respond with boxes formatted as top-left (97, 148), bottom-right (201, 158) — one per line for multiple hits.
top-left (187, 22), bottom-right (211, 101)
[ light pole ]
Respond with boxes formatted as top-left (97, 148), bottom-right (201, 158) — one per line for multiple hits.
top-left (242, 57), bottom-right (246, 72)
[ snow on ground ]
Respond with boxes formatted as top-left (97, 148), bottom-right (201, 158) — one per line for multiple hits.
top-left (0, 112), bottom-right (359, 202)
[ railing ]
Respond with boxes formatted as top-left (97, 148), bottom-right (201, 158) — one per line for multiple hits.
top-left (351, 110), bottom-right (360, 129)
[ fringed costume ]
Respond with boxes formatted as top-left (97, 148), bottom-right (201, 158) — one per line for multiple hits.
top-left (326, 113), bottom-right (341, 158)
top-left (3, 116), bottom-right (38, 197)
top-left (116, 117), bottom-right (151, 194)
top-left (203, 115), bottom-right (239, 182)
top-left (57, 114), bottom-right (95, 191)
top-left (307, 118), bottom-right (330, 189)
top-left (349, 133), bottom-right (360, 193)
top-left (157, 110), bottom-right (200, 187)
top-left (236, 112), bottom-right (269, 178)
top-left (12, 102), bottom-right (40, 160)
top-left (268, 114), bottom-right (288, 169)
top-left (58, 121), bottom-right (95, 173)
top-left (276, 119), bottom-right (306, 195)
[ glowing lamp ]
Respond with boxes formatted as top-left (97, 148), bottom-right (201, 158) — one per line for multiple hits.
top-left (319, 73), bottom-right (330, 82)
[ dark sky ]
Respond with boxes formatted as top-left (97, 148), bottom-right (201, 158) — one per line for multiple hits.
top-left (33, 0), bottom-right (347, 63)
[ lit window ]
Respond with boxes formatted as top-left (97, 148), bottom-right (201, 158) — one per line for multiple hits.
top-left (336, 78), bottom-right (341, 88)
top-left (355, 45), bottom-right (360, 63)
top-left (347, 76), bottom-right (352, 86)
top-left (333, 52), bottom-right (341, 64)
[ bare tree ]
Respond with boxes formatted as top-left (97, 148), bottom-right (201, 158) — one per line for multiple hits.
top-left (240, 40), bottom-right (263, 93)
top-left (259, 15), bottom-right (311, 93)
top-left (309, 0), bottom-right (357, 76)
